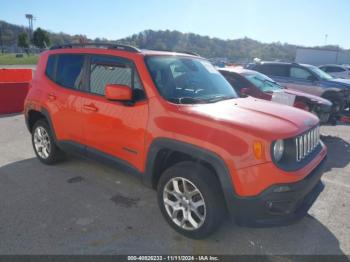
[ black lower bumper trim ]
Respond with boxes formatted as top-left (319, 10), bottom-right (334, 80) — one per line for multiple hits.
top-left (231, 156), bottom-right (327, 227)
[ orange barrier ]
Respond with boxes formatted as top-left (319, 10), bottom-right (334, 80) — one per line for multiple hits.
top-left (0, 69), bottom-right (32, 82)
top-left (0, 69), bottom-right (32, 114)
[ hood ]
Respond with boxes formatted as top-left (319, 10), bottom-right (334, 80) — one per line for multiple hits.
top-left (182, 97), bottom-right (319, 140)
top-left (282, 89), bottom-right (332, 106)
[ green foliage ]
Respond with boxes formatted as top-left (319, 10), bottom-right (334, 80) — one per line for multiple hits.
top-left (17, 32), bottom-right (29, 48)
top-left (33, 27), bottom-right (50, 48)
top-left (1, 20), bottom-right (348, 62)
top-left (0, 53), bottom-right (38, 65)
top-left (120, 30), bottom-right (301, 62)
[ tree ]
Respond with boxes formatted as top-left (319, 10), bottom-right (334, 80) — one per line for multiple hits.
top-left (17, 32), bottom-right (29, 48)
top-left (33, 27), bottom-right (50, 48)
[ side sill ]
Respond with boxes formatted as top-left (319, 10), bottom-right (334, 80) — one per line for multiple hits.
top-left (57, 140), bottom-right (142, 180)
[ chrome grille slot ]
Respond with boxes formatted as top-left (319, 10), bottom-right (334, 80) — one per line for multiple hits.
top-left (295, 126), bottom-right (320, 162)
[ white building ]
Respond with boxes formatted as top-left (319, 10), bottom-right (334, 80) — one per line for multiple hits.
top-left (295, 48), bottom-right (350, 65)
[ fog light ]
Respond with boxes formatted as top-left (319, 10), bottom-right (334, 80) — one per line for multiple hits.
top-left (266, 200), bottom-right (295, 215)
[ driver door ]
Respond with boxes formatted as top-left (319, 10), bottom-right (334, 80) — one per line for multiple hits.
top-left (286, 66), bottom-right (321, 95)
top-left (81, 54), bottom-right (148, 170)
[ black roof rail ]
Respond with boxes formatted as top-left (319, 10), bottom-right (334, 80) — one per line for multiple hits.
top-left (50, 42), bottom-right (141, 53)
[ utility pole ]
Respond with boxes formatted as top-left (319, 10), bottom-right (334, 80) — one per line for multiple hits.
top-left (25, 14), bottom-right (35, 41)
top-left (0, 25), bottom-right (3, 54)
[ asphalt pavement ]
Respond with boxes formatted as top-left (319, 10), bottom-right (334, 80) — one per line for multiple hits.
top-left (0, 114), bottom-right (349, 256)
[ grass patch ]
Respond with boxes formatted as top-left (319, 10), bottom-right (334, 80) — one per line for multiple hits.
top-left (0, 53), bottom-right (39, 65)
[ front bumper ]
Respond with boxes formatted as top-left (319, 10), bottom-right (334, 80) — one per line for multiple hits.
top-left (231, 156), bottom-right (326, 227)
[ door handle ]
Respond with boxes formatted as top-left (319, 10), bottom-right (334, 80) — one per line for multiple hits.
top-left (48, 93), bottom-right (56, 101)
top-left (83, 104), bottom-right (98, 112)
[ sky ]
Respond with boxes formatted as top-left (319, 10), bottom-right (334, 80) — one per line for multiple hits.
top-left (1, 0), bottom-right (350, 48)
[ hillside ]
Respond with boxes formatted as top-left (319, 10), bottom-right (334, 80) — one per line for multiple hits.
top-left (0, 20), bottom-right (88, 48)
top-left (0, 20), bottom-right (345, 62)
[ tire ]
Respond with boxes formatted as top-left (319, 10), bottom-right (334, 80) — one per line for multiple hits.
top-left (157, 161), bottom-right (227, 239)
top-left (322, 93), bottom-right (345, 125)
top-left (32, 119), bottom-right (65, 165)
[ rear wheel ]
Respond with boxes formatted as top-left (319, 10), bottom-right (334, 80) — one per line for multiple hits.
top-left (32, 120), bottom-right (65, 164)
top-left (157, 161), bottom-right (227, 239)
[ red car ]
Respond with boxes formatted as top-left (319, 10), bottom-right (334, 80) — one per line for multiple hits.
top-left (220, 67), bottom-right (333, 124)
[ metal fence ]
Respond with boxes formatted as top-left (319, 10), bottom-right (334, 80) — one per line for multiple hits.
top-left (0, 45), bottom-right (45, 54)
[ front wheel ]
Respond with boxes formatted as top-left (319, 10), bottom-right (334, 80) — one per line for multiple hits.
top-left (157, 162), bottom-right (227, 239)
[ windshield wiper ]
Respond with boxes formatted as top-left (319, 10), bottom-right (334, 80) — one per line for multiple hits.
top-left (205, 95), bottom-right (236, 103)
top-left (169, 97), bottom-right (206, 104)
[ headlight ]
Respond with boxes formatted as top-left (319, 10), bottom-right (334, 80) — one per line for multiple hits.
top-left (273, 140), bottom-right (284, 162)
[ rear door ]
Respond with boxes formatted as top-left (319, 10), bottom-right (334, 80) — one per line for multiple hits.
top-left (81, 54), bottom-right (148, 170)
top-left (44, 54), bottom-right (86, 143)
top-left (287, 66), bottom-right (324, 96)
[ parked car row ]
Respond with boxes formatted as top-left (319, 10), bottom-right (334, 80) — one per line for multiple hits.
top-left (242, 61), bottom-right (350, 124)
top-left (219, 67), bottom-right (333, 124)
top-left (24, 44), bottom-right (328, 239)
top-left (319, 64), bottom-right (350, 79)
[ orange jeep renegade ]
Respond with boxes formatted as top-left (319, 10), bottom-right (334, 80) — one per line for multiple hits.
top-left (24, 43), bottom-right (327, 239)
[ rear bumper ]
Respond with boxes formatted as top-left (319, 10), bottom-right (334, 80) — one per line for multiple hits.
top-left (231, 156), bottom-right (326, 227)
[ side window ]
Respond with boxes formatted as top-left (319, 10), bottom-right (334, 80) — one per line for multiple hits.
top-left (331, 67), bottom-right (346, 73)
top-left (290, 67), bottom-right (313, 80)
top-left (55, 54), bottom-right (85, 89)
top-left (89, 55), bottom-right (145, 100)
top-left (45, 55), bottom-right (57, 81)
top-left (224, 74), bottom-right (246, 91)
top-left (257, 65), bottom-right (289, 77)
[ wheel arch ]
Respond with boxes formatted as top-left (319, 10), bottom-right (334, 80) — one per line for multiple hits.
top-left (26, 107), bottom-right (57, 140)
top-left (144, 138), bottom-right (237, 215)
top-left (321, 89), bottom-right (342, 99)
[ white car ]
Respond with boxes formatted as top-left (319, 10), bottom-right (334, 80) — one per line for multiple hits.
top-left (319, 64), bottom-right (350, 79)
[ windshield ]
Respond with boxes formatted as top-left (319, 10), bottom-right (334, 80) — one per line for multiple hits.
top-left (306, 65), bottom-right (333, 80)
top-left (243, 72), bottom-right (282, 92)
top-left (145, 56), bottom-right (238, 104)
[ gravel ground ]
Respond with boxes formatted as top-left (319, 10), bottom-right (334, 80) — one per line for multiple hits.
top-left (0, 114), bottom-right (349, 256)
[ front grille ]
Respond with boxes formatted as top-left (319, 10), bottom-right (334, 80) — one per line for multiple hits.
top-left (295, 126), bottom-right (320, 162)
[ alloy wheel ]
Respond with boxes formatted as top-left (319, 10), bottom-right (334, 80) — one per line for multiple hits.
top-left (163, 177), bottom-right (206, 231)
top-left (33, 126), bottom-right (51, 159)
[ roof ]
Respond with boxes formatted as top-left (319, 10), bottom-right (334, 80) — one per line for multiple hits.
top-left (258, 61), bottom-right (292, 65)
top-left (319, 64), bottom-right (348, 67)
top-left (219, 67), bottom-right (260, 75)
top-left (140, 49), bottom-right (200, 57)
top-left (219, 66), bottom-right (248, 73)
top-left (251, 61), bottom-right (316, 68)
top-left (49, 43), bottom-right (200, 58)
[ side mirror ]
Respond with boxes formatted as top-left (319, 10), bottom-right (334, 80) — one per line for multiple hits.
top-left (105, 84), bottom-right (132, 101)
top-left (240, 87), bottom-right (250, 97)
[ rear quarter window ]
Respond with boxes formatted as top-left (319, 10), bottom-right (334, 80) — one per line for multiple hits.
top-left (45, 55), bottom-right (57, 81)
top-left (55, 54), bottom-right (85, 89)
